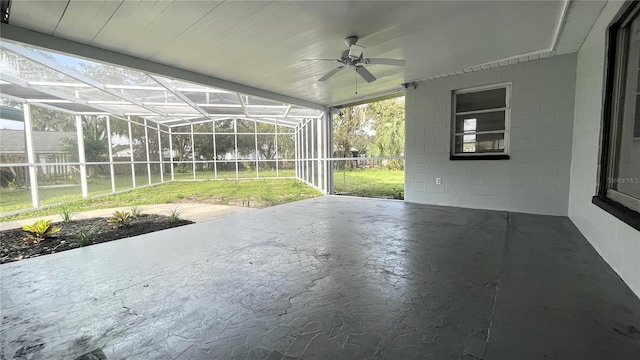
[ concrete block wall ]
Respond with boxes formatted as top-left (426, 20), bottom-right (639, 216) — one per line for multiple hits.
top-left (405, 54), bottom-right (577, 216)
top-left (569, 1), bottom-right (640, 298)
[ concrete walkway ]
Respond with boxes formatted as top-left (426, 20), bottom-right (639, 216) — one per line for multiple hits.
top-left (0, 203), bottom-right (253, 230)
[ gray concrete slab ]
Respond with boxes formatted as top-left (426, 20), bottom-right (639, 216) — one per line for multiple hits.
top-left (485, 213), bottom-right (640, 359)
top-left (0, 197), bottom-right (638, 359)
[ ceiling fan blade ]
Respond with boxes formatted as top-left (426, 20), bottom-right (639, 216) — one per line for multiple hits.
top-left (355, 66), bottom-right (376, 83)
top-left (363, 58), bottom-right (406, 66)
top-left (301, 58), bottom-right (339, 62)
top-left (318, 66), bottom-right (344, 82)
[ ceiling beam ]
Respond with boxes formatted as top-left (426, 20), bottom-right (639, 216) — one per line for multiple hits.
top-left (237, 94), bottom-right (250, 118)
top-left (0, 72), bottom-right (127, 118)
top-left (0, 93), bottom-right (79, 115)
top-left (0, 24), bottom-right (325, 111)
top-left (149, 75), bottom-right (210, 117)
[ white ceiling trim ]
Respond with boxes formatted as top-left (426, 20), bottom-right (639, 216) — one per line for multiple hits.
top-left (0, 23), bottom-right (325, 111)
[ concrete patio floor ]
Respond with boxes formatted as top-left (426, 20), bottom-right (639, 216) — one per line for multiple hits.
top-left (1, 196), bottom-right (639, 359)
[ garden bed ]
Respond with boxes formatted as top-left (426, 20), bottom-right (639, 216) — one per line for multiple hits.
top-left (0, 214), bottom-right (193, 264)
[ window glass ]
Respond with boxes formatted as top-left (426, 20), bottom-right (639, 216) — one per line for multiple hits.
top-left (455, 88), bottom-right (506, 113)
top-left (452, 85), bottom-right (509, 157)
top-left (455, 112), bottom-right (506, 133)
top-left (454, 133), bottom-right (505, 154)
top-left (596, 2), bottom-right (640, 225)
top-left (611, 14), bottom-right (640, 200)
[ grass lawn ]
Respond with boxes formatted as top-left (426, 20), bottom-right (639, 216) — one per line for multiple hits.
top-left (333, 168), bottom-right (404, 198)
top-left (0, 170), bottom-right (297, 215)
top-left (0, 178), bottom-right (321, 221)
top-left (1, 175), bottom-right (153, 214)
top-left (1, 168), bottom-right (403, 220)
top-left (172, 168), bottom-right (296, 181)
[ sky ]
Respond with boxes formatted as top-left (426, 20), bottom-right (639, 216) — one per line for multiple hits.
top-left (0, 119), bottom-right (24, 130)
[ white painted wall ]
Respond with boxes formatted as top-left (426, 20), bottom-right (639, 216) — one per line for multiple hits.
top-left (405, 54), bottom-right (576, 216)
top-left (569, 1), bottom-right (640, 298)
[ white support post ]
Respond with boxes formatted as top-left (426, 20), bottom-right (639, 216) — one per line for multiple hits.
top-left (294, 126), bottom-right (299, 179)
top-left (305, 123), bottom-right (309, 183)
top-left (325, 109), bottom-right (334, 194)
top-left (254, 120), bottom-right (259, 178)
top-left (298, 125), bottom-right (302, 180)
top-left (190, 124), bottom-right (196, 180)
top-left (106, 116), bottom-right (116, 193)
top-left (310, 118), bottom-right (315, 185)
top-left (157, 123), bottom-right (163, 183)
top-left (144, 119), bottom-right (151, 185)
top-left (275, 119), bottom-right (279, 177)
top-left (169, 127), bottom-right (175, 181)
top-left (76, 114), bottom-right (88, 197)
top-left (23, 103), bottom-right (39, 209)
top-left (303, 123), bottom-right (307, 181)
top-left (127, 117), bottom-right (136, 188)
top-left (212, 121), bottom-right (217, 180)
top-left (234, 119), bottom-right (239, 179)
top-left (316, 117), bottom-right (323, 190)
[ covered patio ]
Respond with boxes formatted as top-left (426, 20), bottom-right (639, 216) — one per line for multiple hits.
top-left (1, 1), bottom-right (640, 359)
top-left (2, 197), bottom-right (639, 359)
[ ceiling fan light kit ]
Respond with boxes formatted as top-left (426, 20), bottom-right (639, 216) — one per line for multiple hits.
top-left (302, 36), bottom-right (406, 85)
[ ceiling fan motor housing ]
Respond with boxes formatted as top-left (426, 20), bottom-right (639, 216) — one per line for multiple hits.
top-left (344, 36), bottom-right (358, 47)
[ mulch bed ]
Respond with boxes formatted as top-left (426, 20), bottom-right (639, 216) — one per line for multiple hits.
top-left (0, 214), bottom-right (194, 264)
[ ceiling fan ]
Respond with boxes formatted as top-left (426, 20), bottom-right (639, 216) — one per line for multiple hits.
top-left (302, 36), bottom-right (406, 83)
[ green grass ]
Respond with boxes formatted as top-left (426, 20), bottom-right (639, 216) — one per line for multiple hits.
top-left (0, 178), bottom-right (322, 221)
top-left (0, 170), bottom-right (297, 215)
top-left (333, 168), bottom-right (404, 198)
top-left (0, 175), bottom-right (152, 214)
top-left (1, 168), bottom-right (404, 220)
top-left (172, 168), bottom-right (296, 180)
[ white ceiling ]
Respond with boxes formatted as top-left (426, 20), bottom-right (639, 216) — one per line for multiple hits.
top-left (2, 1), bottom-right (605, 108)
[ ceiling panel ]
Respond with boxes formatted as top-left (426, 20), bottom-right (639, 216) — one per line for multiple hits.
top-left (5, 1), bottom-right (591, 107)
top-left (8, 0), bottom-right (68, 35)
top-left (52, 0), bottom-right (124, 43)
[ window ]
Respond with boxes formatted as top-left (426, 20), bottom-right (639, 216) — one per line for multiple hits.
top-left (595, 2), bottom-right (640, 231)
top-left (451, 84), bottom-right (510, 160)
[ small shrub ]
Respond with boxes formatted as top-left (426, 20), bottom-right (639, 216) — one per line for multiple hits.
top-left (22, 219), bottom-right (61, 243)
top-left (75, 226), bottom-right (95, 247)
top-left (108, 211), bottom-right (132, 227)
top-left (168, 208), bottom-right (182, 224)
top-left (60, 207), bottom-right (73, 223)
top-left (130, 206), bottom-right (143, 219)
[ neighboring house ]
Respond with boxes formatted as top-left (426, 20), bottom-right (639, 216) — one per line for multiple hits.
top-left (0, 129), bottom-right (77, 185)
top-left (113, 147), bottom-right (132, 159)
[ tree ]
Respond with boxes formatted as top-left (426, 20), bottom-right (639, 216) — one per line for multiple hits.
top-left (213, 119), bottom-right (235, 160)
top-left (367, 98), bottom-right (405, 169)
top-left (58, 115), bottom-right (110, 177)
top-left (0, 99), bottom-right (76, 131)
top-left (332, 105), bottom-right (370, 168)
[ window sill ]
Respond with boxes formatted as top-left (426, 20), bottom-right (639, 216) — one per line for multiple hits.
top-left (592, 195), bottom-right (640, 231)
top-left (450, 154), bottom-right (510, 161)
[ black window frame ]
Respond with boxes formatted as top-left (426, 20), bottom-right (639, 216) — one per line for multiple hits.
top-left (594, 1), bottom-right (640, 231)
